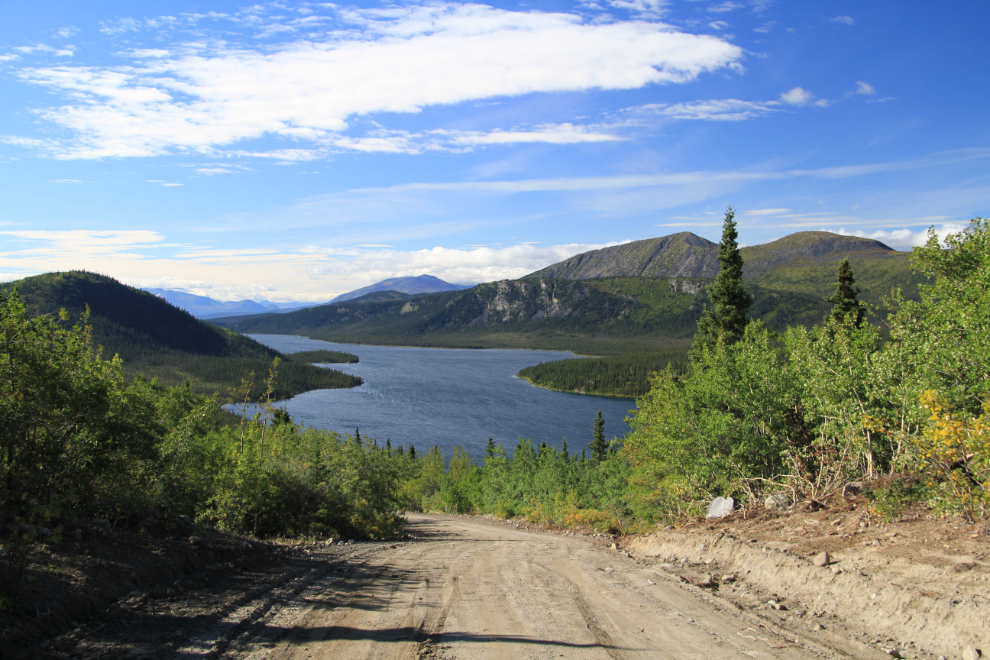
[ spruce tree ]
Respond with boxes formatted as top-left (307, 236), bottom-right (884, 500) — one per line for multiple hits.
top-left (826, 257), bottom-right (865, 326)
top-left (485, 437), bottom-right (496, 459)
top-left (589, 410), bottom-right (607, 464)
top-left (691, 206), bottom-right (753, 359)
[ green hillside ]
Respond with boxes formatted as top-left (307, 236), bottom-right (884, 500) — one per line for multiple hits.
top-left (215, 276), bottom-right (832, 356)
top-left (1, 271), bottom-right (362, 399)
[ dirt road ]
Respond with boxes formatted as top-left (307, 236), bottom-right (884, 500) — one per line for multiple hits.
top-left (192, 514), bottom-right (831, 660)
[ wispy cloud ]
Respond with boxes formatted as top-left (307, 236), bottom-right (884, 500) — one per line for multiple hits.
top-left (10, 2), bottom-right (742, 160)
top-left (632, 98), bottom-right (775, 121)
top-left (855, 80), bottom-right (876, 95)
top-left (0, 226), bottom-right (626, 301)
top-left (829, 15), bottom-right (854, 25)
top-left (0, 230), bottom-right (165, 258)
top-left (708, 2), bottom-right (744, 14)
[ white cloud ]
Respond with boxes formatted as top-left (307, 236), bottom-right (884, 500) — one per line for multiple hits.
top-left (0, 135), bottom-right (58, 149)
top-left (635, 98), bottom-right (774, 121)
top-left (708, 21), bottom-right (729, 30)
top-left (830, 15), bottom-right (854, 25)
top-left (832, 224), bottom-right (968, 251)
top-left (435, 124), bottom-right (622, 147)
top-left (55, 27), bottom-right (81, 39)
top-left (15, 2), bottom-right (743, 159)
top-left (0, 230), bottom-right (165, 258)
top-left (99, 18), bottom-right (144, 35)
top-left (13, 44), bottom-right (55, 54)
top-left (129, 49), bottom-right (171, 58)
top-left (0, 54), bottom-right (20, 62)
top-left (147, 179), bottom-right (183, 186)
top-left (607, 0), bottom-right (669, 18)
top-left (0, 226), bottom-right (624, 301)
top-left (49, 179), bottom-right (84, 184)
top-left (855, 80), bottom-right (876, 95)
top-left (779, 86), bottom-right (827, 106)
top-left (708, 2), bottom-right (743, 13)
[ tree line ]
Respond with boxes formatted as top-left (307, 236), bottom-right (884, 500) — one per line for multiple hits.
top-left (517, 349), bottom-right (690, 398)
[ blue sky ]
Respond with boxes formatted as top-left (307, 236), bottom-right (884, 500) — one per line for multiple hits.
top-left (1, 0), bottom-right (988, 301)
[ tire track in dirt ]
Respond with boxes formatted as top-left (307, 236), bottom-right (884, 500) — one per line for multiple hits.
top-left (214, 515), bottom-right (884, 660)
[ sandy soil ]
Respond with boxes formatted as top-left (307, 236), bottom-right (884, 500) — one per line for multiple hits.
top-left (7, 510), bottom-right (988, 660)
top-left (625, 503), bottom-right (990, 660)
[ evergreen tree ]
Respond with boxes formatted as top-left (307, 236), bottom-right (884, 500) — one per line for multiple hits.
top-left (561, 438), bottom-right (568, 462)
top-left (691, 206), bottom-right (753, 359)
top-left (825, 257), bottom-right (865, 326)
top-left (408, 444), bottom-right (416, 459)
top-left (589, 410), bottom-right (607, 464)
top-left (354, 427), bottom-right (362, 446)
top-left (485, 437), bottom-right (496, 459)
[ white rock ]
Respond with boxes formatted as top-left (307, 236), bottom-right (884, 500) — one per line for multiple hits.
top-left (706, 496), bottom-right (735, 519)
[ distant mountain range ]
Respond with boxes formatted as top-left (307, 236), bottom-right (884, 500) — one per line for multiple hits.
top-left (144, 288), bottom-right (320, 319)
top-left (145, 274), bottom-right (467, 318)
top-left (213, 231), bottom-right (926, 356)
top-left (328, 274), bottom-right (470, 303)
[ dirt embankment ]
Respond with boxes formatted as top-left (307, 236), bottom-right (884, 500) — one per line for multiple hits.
top-left (625, 503), bottom-right (990, 660)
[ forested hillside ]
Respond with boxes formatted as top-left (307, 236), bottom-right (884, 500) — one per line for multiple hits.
top-left (216, 276), bottom-right (833, 355)
top-left (0, 272), bottom-right (361, 399)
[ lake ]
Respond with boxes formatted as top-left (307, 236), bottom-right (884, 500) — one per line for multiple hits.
top-left (245, 334), bottom-right (637, 459)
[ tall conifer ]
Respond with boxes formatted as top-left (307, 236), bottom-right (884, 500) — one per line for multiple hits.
top-left (826, 257), bottom-right (865, 326)
top-left (691, 206), bottom-right (752, 359)
top-left (590, 410), bottom-right (607, 464)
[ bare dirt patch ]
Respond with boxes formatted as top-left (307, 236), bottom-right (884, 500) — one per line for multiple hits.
top-left (624, 500), bottom-right (990, 660)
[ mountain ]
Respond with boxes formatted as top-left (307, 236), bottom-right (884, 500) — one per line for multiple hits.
top-left (531, 232), bottom-right (720, 280)
top-left (212, 230), bottom-right (926, 356)
top-left (3, 272), bottom-right (361, 398)
top-left (530, 230), bottom-right (923, 304)
top-left (144, 288), bottom-right (320, 319)
top-left (531, 230), bottom-right (903, 282)
top-left (329, 275), bottom-right (469, 303)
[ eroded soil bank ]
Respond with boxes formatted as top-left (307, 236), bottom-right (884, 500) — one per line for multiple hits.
top-left (624, 503), bottom-right (990, 660)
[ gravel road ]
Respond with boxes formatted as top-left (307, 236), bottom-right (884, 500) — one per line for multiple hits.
top-left (204, 514), bottom-right (826, 660)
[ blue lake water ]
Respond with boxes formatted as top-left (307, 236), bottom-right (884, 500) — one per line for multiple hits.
top-left (246, 334), bottom-right (637, 459)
